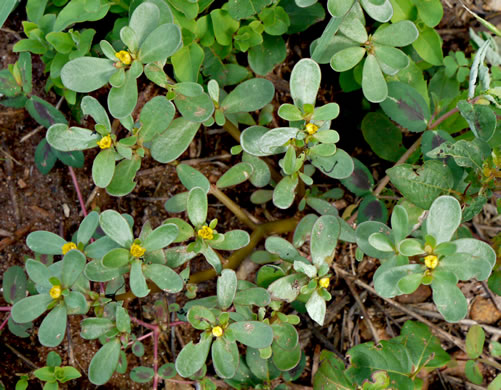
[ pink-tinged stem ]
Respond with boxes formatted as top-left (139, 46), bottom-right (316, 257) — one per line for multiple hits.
top-left (0, 312), bottom-right (11, 332)
top-left (169, 321), bottom-right (187, 326)
top-left (0, 307), bottom-right (12, 311)
top-left (127, 331), bottom-right (155, 347)
top-left (68, 166), bottom-right (88, 217)
top-left (130, 316), bottom-right (158, 331)
top-left (152, 329), bottom-right (159, 390)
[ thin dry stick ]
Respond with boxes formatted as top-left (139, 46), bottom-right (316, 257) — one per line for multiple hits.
top-left (20, 125), bottom-right (44, 143)
top-left (5, 343), bottom-right (38, 369)
top-left (209, 184), bottom-right (259, 229)
top-left (68, 166), bottom-right (88, 217)
top-left (344, 279), bottom-right (380, 343)
top-left (410, 307), bottom-right (501, 337)
top-left (481, 280), bottom-right (501, 313)
top-left (333, 264), bottom-right (501, 370)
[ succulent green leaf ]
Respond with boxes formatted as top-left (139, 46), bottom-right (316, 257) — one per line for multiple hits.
top-left (143, 263), bottom-right (184, 292)
top-left (88, 339), bottom-right (121, 385)
top-left (151, 118), bottom-right (200, 163)
top-left (210, 230), bottom-right (250, 251)
top-left (360, 0), bottom-right (393, 22)
top-left (61, 57), bottom-right (116, 93)
top-left (12, 293), bottom-right (53, 323)
top-left (310, 215), bottom-right (340, 267)
top-left (290, 58), bottom-right (321, 108)
top-left (310, 149), bottom-right (354, 179)
top-left (362, 54), bottom-right (387, 103)
top-left (273, 175), bottom-right (298, 209)
top-left (47, 124), bottom-right (100, 152)
top-left (130, 260), bottom-right (150, 298)
top-left (99, 210), bottom-right (133, 247)
top-left (217, 269), bottom-right (238, 310)
top-left (229, 321), bottom-right (273, 348)
top-left (372, 21), bottom-right (418, 46)
top-left (356, 221), bottom-right (393, 259)
top-left (268, 273), bottom-right (309, 302)
top-left (26, 259), bottom-right (52, 289)
top-left (27, 231), bottom-right (66, 255)
top-left (398, 238), bottom-right (424, 256)
top-left (306, 290), bottom-right (326, 325)
top-left (139, 96), bottom-right (175, 142)
top-left (187, 187), bottom-right (207, 227)
top-left (38, 304), bottom-right (67, 347)
top-left (92, 149), bottom-right (116, 188)
top-left (426, 196), bottom-right (461, 244)
top-left (106, 156), bottom-right (141, 197)
top-left (129, 2), bottom-right (160, 46)
top-left (201, 245), bottom-right (222, 274)
top-left (431, 270), bottom-right (467, 322)
top-left (374, 45), bottom-right (409, 75)
top-left (175, 333), bottom-right (212, 377)
top-left (221, 78), bottom-right (275, 114)
top-left (62, 250), bottom-right (86, 287)
top-left (138, 23), bottom-right (181, 63)
top-left (108, 69), bottom-right (139, 119)
top-left (217, 162), bottom-right (254, 188)
top-left (143, 224), bottom-right (178, 252)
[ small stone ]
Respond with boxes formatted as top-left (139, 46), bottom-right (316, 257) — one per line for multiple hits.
top-left (62, 203), bottom-right (70, 218)
top-left (17, 179), bottom-right (27, 189)
top-left (470, 297), bottom-right (501, 324)
top-left (396, 284), bottom-right (431, 304)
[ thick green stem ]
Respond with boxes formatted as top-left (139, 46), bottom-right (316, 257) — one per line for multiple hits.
top-left (209, 185), bottom-right (258, 230)
top-left (189, 218), bottom-right (297, 284)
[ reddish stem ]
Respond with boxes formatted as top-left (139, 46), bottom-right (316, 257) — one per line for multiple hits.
top-left (0, 312), bottom-right (11, 332)
top-left (153, 329), bottom-right (159, 390)
top-left (68, 166), bottom-right (88, 217)
top-left (127, 331), bottom-right (155, 347)
top-left (0, 307), bottom-right (12, 311)
top-left (130, 316), bottom-right (158, 331)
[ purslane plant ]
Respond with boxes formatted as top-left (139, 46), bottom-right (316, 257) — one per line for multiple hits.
top-left (357, 195), bottom-right (496, 322)
top-left (241, 58), bottom-right (354, 209)
top-left (1, 0), bottom-right (500, 388)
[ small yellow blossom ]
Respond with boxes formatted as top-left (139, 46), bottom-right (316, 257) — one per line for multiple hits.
top-left (115, 50), bottom-right (132, 65)
top-left (50, 285), bottom-right (62, 299)
top-left (130, 243), bottom-right (146, 258)
top-left (62, 242), bottom-right (77, 255)
top-left (424, 244), bottom-right (433, 254)
top-left (198, 226), bottom-right (214, 240)
top-left (212, 326), bottom-right (223, 337)
top-left (97, 135), bottom-right (112, 149)
top-left (424, 255), bottom-right (438, 269)
top-left (319, 277), bottom-right (330, 289)
top-left (305, 123), bottom-right (319, 135)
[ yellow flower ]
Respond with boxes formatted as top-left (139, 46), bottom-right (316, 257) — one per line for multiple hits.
top-left (212, 326), bottom-right (223, 337)
top-left (97, 135), bottom-right (112, 149)
top-left (319, 277), bottom-right (330, 289)
top-left (115, 50), bottom-right (132, 65)
top-left (424, 255), bottom-right (438, 269)
top-left (130, 243), bottom-right (146, 258)
top-left (50, 285), bottom-right (62, 299)
top-left (305, 123), bottom-right (319, 135)
top-left (62, 242), bottom-right (77, 255)
top-left (198, 226), bottom-right (214, 240)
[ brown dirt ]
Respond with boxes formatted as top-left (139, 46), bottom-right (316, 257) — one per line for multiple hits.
top-left (0, 1), bottom-right (500, 389)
